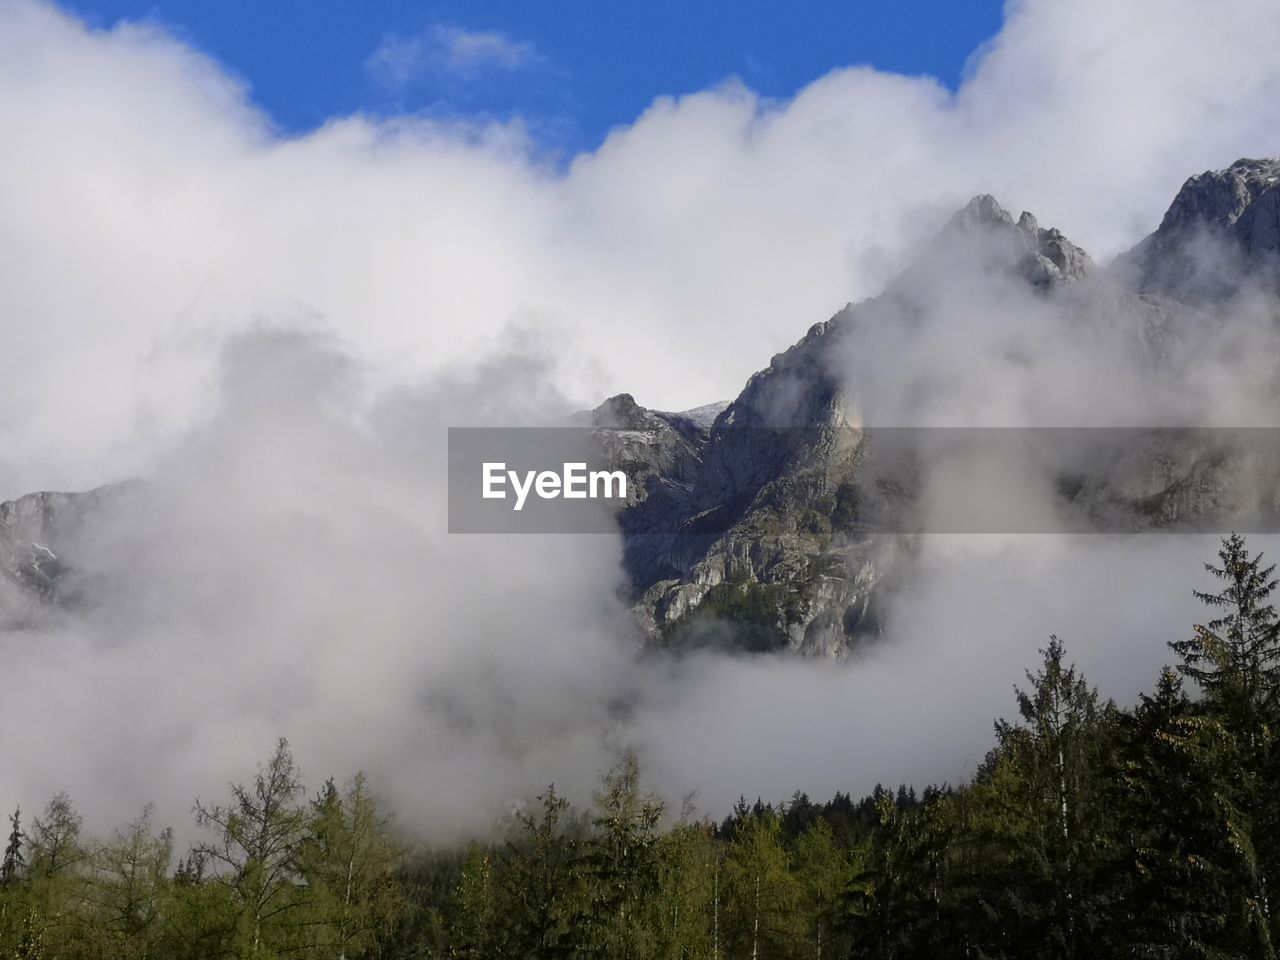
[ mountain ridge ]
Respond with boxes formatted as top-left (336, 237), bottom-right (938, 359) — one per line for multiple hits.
top-left (594, 158), bottom-right (1280, 653)
top-left (8, 159), bottom-right (1280, 651)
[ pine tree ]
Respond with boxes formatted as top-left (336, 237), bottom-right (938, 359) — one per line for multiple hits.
top-left (1101, 667), bottom-right (1244, 957)
top-left (23, 792), bottom-right (89, 957)
top-left (986, 637), bottom-right (1113, 959)
top-left (1171, 532), bottom-right (1280, 741)
top-left (793, 819), bottom-right (851, 960)
top-left (651, 819), bottom-right (717, 960)
top-left (842, 791), bottom-right (961, 960)
top-left (445, 844), bottom-right (500, 959)
top-left (27, 792), bottom-right (85, 879)
top-left (1171, 533), bottom-right (1280, 953)
top-left (581, 751), bottom-right (664, 959)
top-left (494, 785), bottom-right (586, 960)
top-left (0, 807), bottom-right (29, 959)
top-left (2, 808), bottom-right (23, 886)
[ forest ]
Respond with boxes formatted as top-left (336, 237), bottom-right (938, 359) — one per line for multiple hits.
top-left (2, 532), bottom-right (1279, 959)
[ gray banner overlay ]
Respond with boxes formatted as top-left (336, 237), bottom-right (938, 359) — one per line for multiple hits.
top-left (448, 426), bottom-right (1280, 534)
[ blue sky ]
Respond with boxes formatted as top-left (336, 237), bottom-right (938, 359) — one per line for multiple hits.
top-left (66, 0), bottom-right (1005, 154)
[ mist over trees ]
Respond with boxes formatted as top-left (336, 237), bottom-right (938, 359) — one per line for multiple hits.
top-left (2, 534), bottom-right (1279, 958)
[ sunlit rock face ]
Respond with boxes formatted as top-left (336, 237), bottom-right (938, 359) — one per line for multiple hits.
top-left (600, 160), bottom-right (1280, 656)
top-left (1117, 157), bottom-right (1280, 301)
top-left (9, 160), bottom-right (1280, 657)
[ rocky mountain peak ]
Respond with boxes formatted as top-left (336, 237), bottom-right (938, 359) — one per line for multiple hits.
top-left (902, 194), bottom-right (1093, 292)
top-left (0, 488), bottom-right (102, 624)
top-left (1120, 156), bottom-right (1280, 299)
top-left (7, 160), bottom-right (1279, 658)
top-left (591, 392), bottom-right (651, 429)
top-left (1158, 157), bottom-right (1280, 233)
top-left (949, 193), bottom-right (1015, 231)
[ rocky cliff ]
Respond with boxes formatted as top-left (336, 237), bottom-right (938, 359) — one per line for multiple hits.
top-left (593, 159), bottom-right (1280, 654)
top-left (7, 159), bottom-right (1280, 655)
top-left (0, 487), bottom-right (112, 628)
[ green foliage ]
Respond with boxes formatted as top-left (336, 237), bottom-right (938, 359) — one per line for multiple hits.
top-left (492, 785), bottom-right (587, 959)
top-left (1099, 667), bottom-right (1245, 956)
top-left (650, 820), bottom-right (718, 959)
top-left (296, 773), bottom-right (404, 959)
top-left (1165, 532), bottom-right (1280, 958)
top-left (722, 811), bottom-right (803, 959)
top-left (1172, 532), bottom-right (1280, 732)
top-left (188, 736), bottom-right (313, 957)
top-left (1, 808), bottom-right (23, 887)
top-left (2, 534), bottom-right (1280, 958)
top-left (793, 819), bottom-right (852, 959)
top-left (700, 578), bottom-right (801, 628)
top-left (81, 804), bottom-right (173, 959)
top-left (580, 751), bottom-right (664, 958)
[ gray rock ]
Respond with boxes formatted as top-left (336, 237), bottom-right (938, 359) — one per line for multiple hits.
top-left (10, 160), bottom-right (1280, 660)
top-left (1116, 157), bottom-right (1280, 300)
top-left (600, 162), bottom-right (1280, 656)
top-left (0, 487), bottom-right (111, 627)
top-left (913, 193), bottom-right (1094, 290)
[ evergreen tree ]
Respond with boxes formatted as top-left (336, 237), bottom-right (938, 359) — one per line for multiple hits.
top-left (1101, 667), bottom-right (1245, 957)
top-left (1171, 533), bottom-right (1280, 954)
top-left (581, 751), bottom-right (664, 959)
top-left (494, 785), bottom-right (586, 960)
top-left (444, 844), bottom-right (499, 960)
top-left (27, 792), bottom-right (85, 879)
top-left (1172, 532), bottom-right (1280, 741)
top-left (987, 637), bottom-right (1113, 958)
top-left (792, 819), bottom-right (851, 960)
top-left (24, 792), bottom-right (89, 957)
top-left (842, 792), bottom-right (958, 960)
top-left (0, 808), bottom-right (28, 960)
top-left (2, 808), bottom-right (24, 886)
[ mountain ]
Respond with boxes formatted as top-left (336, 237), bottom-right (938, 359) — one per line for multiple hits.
top-left (593, 159), bottom-right (1280, 654)
top-left (0, 487), bottom-right (110, 629)
top-left (6, 159), bottom-right (1280, 653)
top-left (1117, 157), bottom-right (1280, 301)
top-left (589, 194), bottom-right (1096, 654)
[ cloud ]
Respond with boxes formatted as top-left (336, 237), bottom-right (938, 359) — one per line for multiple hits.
top-left (366, 23), bottom-right (543, 91)
top-left (3, 325), bottom-right (638, 837)
top-left (632, 533), bottom-right (1248, 810)
top-left (3, 0), bottom-right (1280, 835)
top-left (2, 0), bottom-right (1280, 503)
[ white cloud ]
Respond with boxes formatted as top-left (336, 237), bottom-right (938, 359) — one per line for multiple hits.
top-left (2, 0), bottom-right (1279, 500)
top-left (366, 23), bottom-right (542, 90)
top-left (3, 0), bottom-right (1280, 833)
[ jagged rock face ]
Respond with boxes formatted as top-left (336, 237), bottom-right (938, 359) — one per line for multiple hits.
top-left (589, 393), bottom-right (716, 495)
top-left (881, 194), bottom-right (1093, 314)
top-left (602, 160), bottom-right (1280, 656)
top-left (9, 159), bottom-right (1280, 657)
top-left (588, 394), bottom-right (725, 589)
top-left (0, 489), bottom-right (99, 627)
top-left (605, 317), bottom-right (895, 657)
top-left (604, 194), bottom-right (1100, 655)
top-left (931, 194), bottom-right (1095, 290)
top-left (1118, 158), bottom-right (1280, 300)
top-left (1065, 431), bottom-right (1280, 531)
